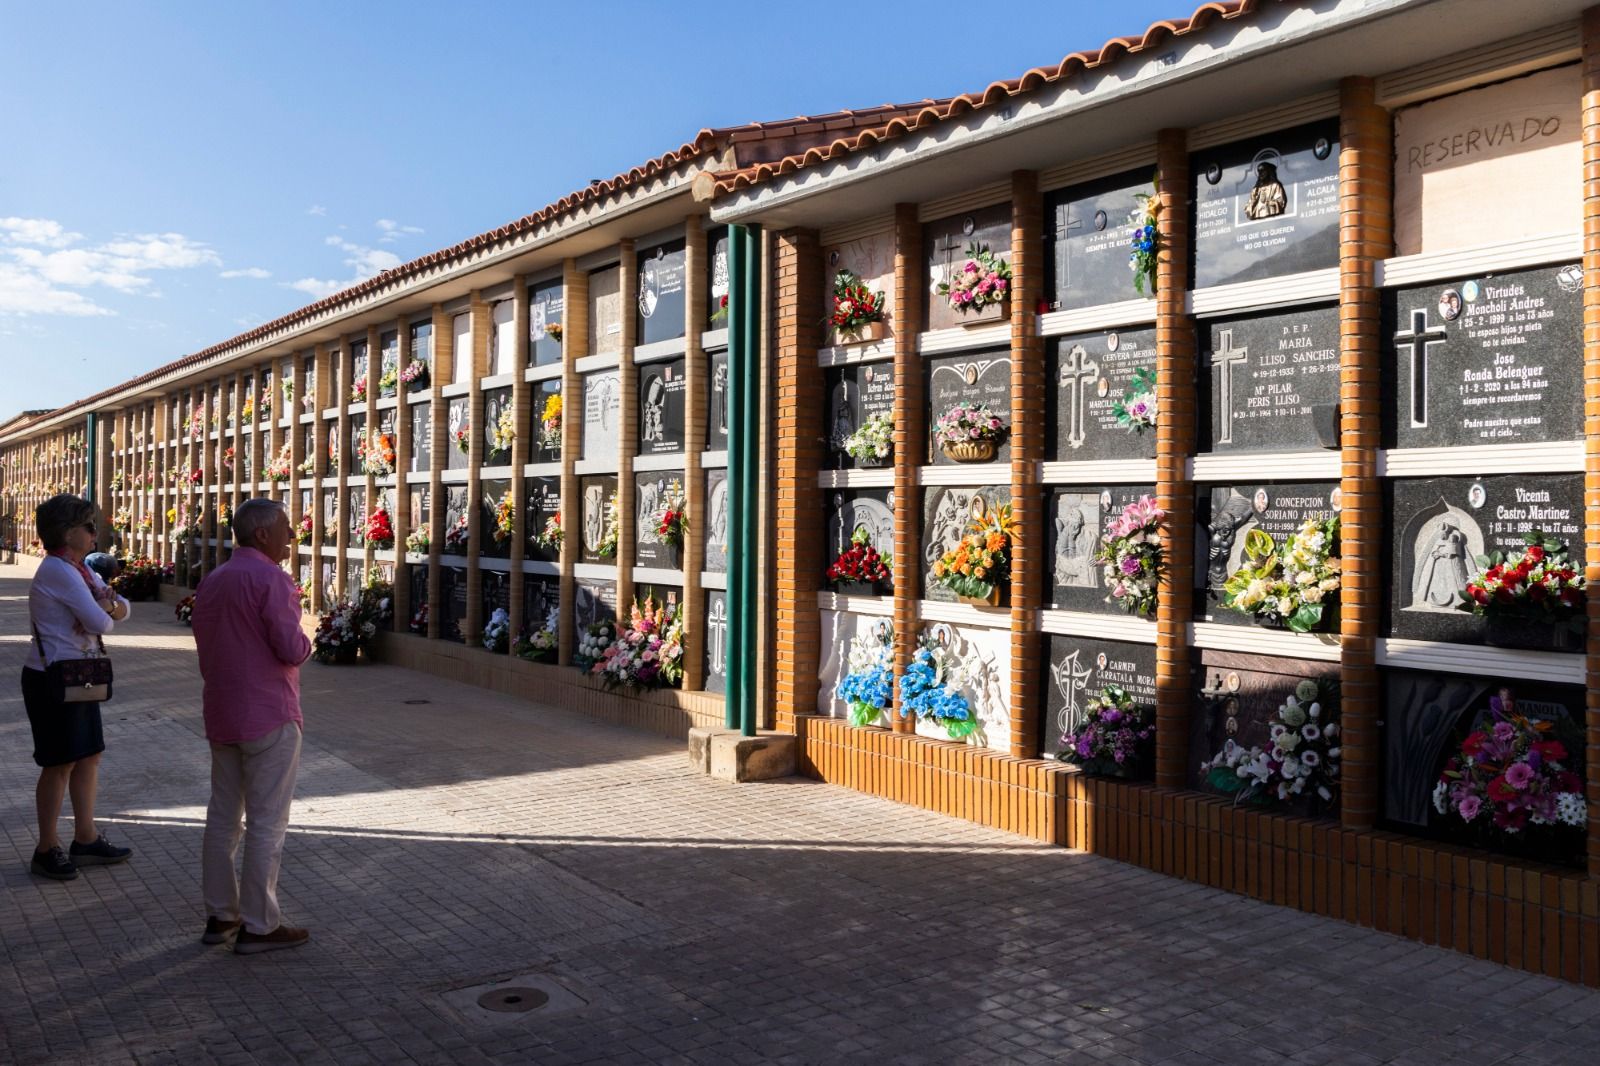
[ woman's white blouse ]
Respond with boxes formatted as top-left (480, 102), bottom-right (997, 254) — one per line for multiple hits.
top-left (26, 556), bottom-right (130, 671)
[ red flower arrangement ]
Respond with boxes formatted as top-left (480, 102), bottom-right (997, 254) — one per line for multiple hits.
top-left (364, 504), bottom-right (395, 550)
top-left (1458, 532), bottom-right (1585, 618)
top-left (827, 526), bottom-right (892, 589)
top-left (296, 512), bottom-right (313, 544)
top-left (657, 504), bottom-right (687, 547)
top-left (829, 270), bottom-right (886, 337)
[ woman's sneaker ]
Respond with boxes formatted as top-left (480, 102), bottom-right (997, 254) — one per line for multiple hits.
top-left (69, 835), bottom-right (132, 866)
top-left (30, 845), bottom-right (78, 881)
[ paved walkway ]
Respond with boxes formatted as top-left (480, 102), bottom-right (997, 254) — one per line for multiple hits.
top-left (2, 565), bottom-right (1599, 1065)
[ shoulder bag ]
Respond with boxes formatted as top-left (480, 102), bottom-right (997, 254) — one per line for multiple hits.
top-left (32, 624), bottom-right (114, 703)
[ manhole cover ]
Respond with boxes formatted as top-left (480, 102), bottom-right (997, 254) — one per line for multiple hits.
top-left (476, 988), bottom-right (549, 1013)
top-left (403, 699), bottom-right (431, 705)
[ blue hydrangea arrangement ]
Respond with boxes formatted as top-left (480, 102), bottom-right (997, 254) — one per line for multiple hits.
top-left (896, 640), bottom-right (977, 740)
top-left (1127, 172), bottom-right (1160, 296)
top-left (837, 621), bottom-right (894, 727)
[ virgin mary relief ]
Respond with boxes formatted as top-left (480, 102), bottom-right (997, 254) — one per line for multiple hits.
top-left (1407, 506), bottom-right (1484, 613)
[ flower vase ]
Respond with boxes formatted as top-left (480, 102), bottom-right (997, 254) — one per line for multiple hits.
top-left (942, 440), bottom-right (996, 463)
top-left (958, 586), bottom-right (1006, 608)
top-left (835, 321), bottom-right (885, 346)
top-left (956, 300), bottom-right (1007, 328)
top-left (1485, 613), bottom-right (1584, 653)
top-left (407, 368), bottom-right (430, 392)
top-left (832, 580), bottom-right (885, 598)
top-left (854, 451), bottom-right (891, 469)
top-left (332, 644), bottom-right (358, 665)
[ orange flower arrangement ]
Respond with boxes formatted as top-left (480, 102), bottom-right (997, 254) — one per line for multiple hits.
top-left (932, 500), bottom-right (1015, 600)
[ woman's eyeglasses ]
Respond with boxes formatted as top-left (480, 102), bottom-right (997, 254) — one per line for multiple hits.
top-left (81, 523), bottom-right (97, 534)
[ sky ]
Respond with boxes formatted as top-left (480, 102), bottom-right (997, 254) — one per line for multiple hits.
top-left (0, 0), bottom-right (1188, 416)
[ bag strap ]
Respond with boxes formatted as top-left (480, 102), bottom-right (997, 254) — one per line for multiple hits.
top-left (31, 623), bottom-right (108, 668)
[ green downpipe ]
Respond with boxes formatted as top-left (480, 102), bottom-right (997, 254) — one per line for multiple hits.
top-left (725, 224), bottom-right (762, 736)
top-left (84, 413), bottom-right (97, 502)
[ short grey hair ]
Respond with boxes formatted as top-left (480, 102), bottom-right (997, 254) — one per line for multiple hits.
top-left (232, 498), bottom-right (288, 547)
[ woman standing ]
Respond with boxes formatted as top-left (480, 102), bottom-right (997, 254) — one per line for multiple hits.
top-left (23, 494), bottom-right (133, 881)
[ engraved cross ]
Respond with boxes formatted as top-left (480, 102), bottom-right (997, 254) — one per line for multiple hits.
top-left (1059, 344), bottom-right (1100, 449)
top-left (1394, 308), bottom-right (1448, 428)
top-left (1212, 328), bottom-right (1250, 445)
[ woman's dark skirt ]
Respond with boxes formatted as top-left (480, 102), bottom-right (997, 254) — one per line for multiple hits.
top-left (20, 667), bottom-right (104, 767)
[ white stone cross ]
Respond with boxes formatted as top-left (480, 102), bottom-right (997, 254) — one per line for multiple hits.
top-left (1212, 328), bottom-right (1250, 445)
top-left (1059, 345), bottom-right (1100, 449)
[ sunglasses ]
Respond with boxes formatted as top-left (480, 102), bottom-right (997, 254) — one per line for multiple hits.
top-left (81, 523), bottom-right (97, 534)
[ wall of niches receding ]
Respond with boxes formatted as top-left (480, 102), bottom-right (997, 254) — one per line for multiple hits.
top-left (803, 58), bottom-right (1596, 885)
top-left (2, 421), bottom-right (92, 556)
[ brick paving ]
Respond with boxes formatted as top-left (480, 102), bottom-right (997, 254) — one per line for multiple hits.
top-left (2, 564), bottom-right (1600, 1065)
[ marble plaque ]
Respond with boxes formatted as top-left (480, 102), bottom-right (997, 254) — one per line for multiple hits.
top-left (574, 579), bottom-right (617, 630)
top-left (408, 564), bottom-right (428, 621)
top-left (921, 486), bottom-right (1008, 602)
top-left (823, 230), bottom-right (895, 340)
top-left (923, 203), bottom-right (1012, 332)
top-left (638, 358), bottom-right (687, 455)
top-left (524, 477), bottom-right (560, 563)
top-left (579, 474), bottom-right (618, 565)
top-left (528, 278), bottom-right (564, 367)
top-left (637, 239), bottom-right (687, 345)
top-left (348, 413), bottom-right (366, 468)
top-left (481, 477), bottom-right (512, 559)
top-left (1050, 328), bottom-right (1158, 461)
top-left (1201, 305), bottom-right (1340, 452)
top-left (531, 380), bottom-right (561, 461)
top-left (302, 424), bottom-right (316, 472)
top-left (1389, 473), bottom-right (1584, 648)
top-left (320, 561), bottom-right (337, 606)
top-left (1190, 650), bottom-right (1340, 794)
top-left (1394, 65), bottom-right (1580, 257)
top-left (582, 371), bottom-right (621, 465)
top-left (409, 485), bottom-right (430, 543)
top-left (825, 362), bottom-right (895, 468)
top-left (1196, 482), bottom-right (1339, 623)
top-left (379, 332), bottom-right (399, 397)
top-left (446, 398), bottom-right (470, 471)
top-left (350, 341), bottom-right (368, 396)
top-left (1041, 635), bottom-right (1157, 760)
top-left (1047, 484), bottom-right (1157, 611)
top-left (1191, 119), bottom-right (1340, 289)
top-left (914, 623), bottom-right (1012, 750)
top-left (483, 388), bottom-right (513, 466)
top-left (926, 349), bottom-right (1011, 466)
top-left (348, 486), bottom-right (366, 547)
top-left (441, 565), bottom-right (467, 643)
top-left (410, 402), bottom-right (431, 472)
top-left (826, 489), bottom-right (894, 572)
top-left (703, 468), bottom-right (729, 574)
top-left (321, 488), bottom-right (338, 546)
top-left (587, 264), bottom-right (622, 355)
top-left (407, 321), bottom-right (432, 391)
top-left (522, 575), bottom-right (559, 634)
top-left (634, 471), bottom-right (685, 570)
top-left (1046, 167), bottom-right (1154, 311)
top-left (707, 228), bottom-right (730, 329)
top-left (1384, 262), bottom-right (1582, 449)
top-left (481, 569), bottom-right (510, 634)
top-left (442, 486), bottom-right (470, 557)
top-left (703, 590), bottom-right (729, 695)
top-left (706, 348), bottom-right (729, 451)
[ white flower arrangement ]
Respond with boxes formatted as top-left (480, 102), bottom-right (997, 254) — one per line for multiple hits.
top-left (841, 410), bottom-right (894, 463)
top-left (1222, 515), bottom-right (1340, 632)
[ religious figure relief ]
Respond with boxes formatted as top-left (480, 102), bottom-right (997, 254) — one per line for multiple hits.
top-left (638, 250), bottom-right (663, 319)
top-left (924, 489), bottom-right (980, 574)
top-left (832, 494), bottom-right (894, 558)
top-left (830, 379), bottom-right (855, 450)
top-left (1406, 505), bottom-right (1485, 613)
top-left (708, 478), bottom-right (729, 552)
top-left (713, 362), bottom-right (729, 438)
top-left (637, 478), bottom-right (664, 544)
top-left (1052, 494), bottom-right (1099, 589)
top-left (1050, 647), bottom-right (1093, 738)
top-left (1205, 492), bottom-right (1258, 589)
top-left (642, 375), bottom-right (666, 444)
top-left (583, 484), bottom-right (605, 551)
top-left (1244, 157), bottom-right (1287, 221)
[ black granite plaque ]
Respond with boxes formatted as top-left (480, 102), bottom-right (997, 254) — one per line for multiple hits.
top-left (348, 413), bottom-right (366, 468)
top-left (410, 402), bottom-right (431, 472)
top-left (825, 488), bottom-right (894, 582)
top-left (921, 485), bottom-right (1009, 602)
top-left (926, 349), bottom-right (1011, 466)
top-left (409, 486), bottom-right (430, 551)
top-left (1046, 167), bottom-right (1155, 311)
top-left (1196, 482), bottom-right (1339, 624)
top-left (1388, 473), bottom-right (1584, 649)
top-left (582, 371), bottom-right (621, 464)
top-left (524, 477), bottom-right (560, 563)
top-left (574, 579), bottom-right (617, 629)
top-left (1047, 484), bottom-right (1158, 611)
top-left (301, 425), bottom-right (316, 473)
top-left (703, 589), bottom-right (728, 694)
top-left (825, 362), bottom-right (895, 469)
top-left (704, 468), bottom-right (728, 573)
top-left (320, 561), bottom-right (337, 606)
top-left (321, 487), bottom-right (338, 546)
top-left (1384, 262), bottom-right (1582, 449)
top-left (522, 575), bottom-right (559, 634)
top-left (481, 477), bottom-right (512, 559)
top-left (379, 331), bottom-right (399, 398)
top-left (481, 569), bottom-right (511, 638)
top-left (1041, 635), bottom-right (1157, 760)
top-left (441, 565), bottom-right (467, 643)
top-left (528, 278), bottom-right (564, 367)
top-left (442, 486), bottom-right (471, 557)
top-left (1201, 305), bottom-right (1340, 453)
top-left (446, 398), bottom-right (470, 471)
top-left (350, 341), bottom-right (368, 396)
top-left (637, 239), bottom-right (687, 345)
top-left (707, 228), bottom-right (730, 329)
top-left (635, 471), bottom-right (686, 570)
top-left (531, 380), bottom-right (561, 461)
top-left (483, 388), bottom-right (513, 466)
top-left (638, 359), bottom-right (687, 455)
top-left (706, 349), bottom-right (729, 451)
top-left (1191, 119), bottom-right (1340, 289)
top-left (924, 204), bottom-right (1012, 332)
top-left (409, 564), bottom-right (429, 624)
top-left (1049, 328), bottom-right (1158, 461)
top-left (579, 474), bottom-right (618, 565)
top-left (348, 485), bottom-right (367, 547)
top-left (1190, 650), bottom-right (1340, 794)
top-left (407, 320), bottom-right (432, 393)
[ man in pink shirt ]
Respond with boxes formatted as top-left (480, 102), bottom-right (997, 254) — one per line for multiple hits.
top-left (191, 498), bottom-right (312, 955)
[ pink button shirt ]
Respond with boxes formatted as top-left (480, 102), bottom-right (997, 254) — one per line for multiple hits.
top-left (191, 546), bottom-right (312, 744)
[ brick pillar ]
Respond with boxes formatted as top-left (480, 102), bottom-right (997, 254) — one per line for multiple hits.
top-left (1010, 171), bottom-right (1046, 758)
top-left (311, 344), bottom-right (334, 614)
top-left (465, 294), bottom-right (489, 645)
top-left (362, 325), bottom-right (380, 577)
top-left (393, 318), bottom-right (413, 629)
top-left (1337, 77), bottom-right (1393, 830)
top-left (683, 220), bottom-right (709, 690)
top-left (616, 244), bottom-right (638, 613)
top-left (773, 227), bottom-right (825, 734)
top-left (508, 279), bottom-right (531, 647)
top-left (1154, 128), bottom-right (1196, 790)
top-left (558, 261), bottom-right (587, 664)
top-left (290, 354), bottom-right (309, 612)
top-left (892, 204), bottom-right (925, 732)
top-left (1582, 6), bottom-right (1600, 878)
top-left (333, 342), bottom-right (352, 600)
top-left (426, 306), bottom-right (450, 639)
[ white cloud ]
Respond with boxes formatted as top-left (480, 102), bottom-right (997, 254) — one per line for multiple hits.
top-left (2, 229), bottom-right (221, 300)
top-left (284, 236), bottom-right (402, 300)
top-left (285, 277), bottom-right (344, 299)
top-left (220, 267), bottom-right (271, 279)
top-left (307, 205), bottom-right (327, 216)
top-left (0, 262), bottom-right (112, 317)
top-left (0, 217), bottom-right (81, 248)
top-left (375, 218), bottom-right (424, 244)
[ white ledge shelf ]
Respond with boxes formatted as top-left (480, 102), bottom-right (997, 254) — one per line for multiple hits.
top-left (919, 599), bottom-right (1011, 628)
top-left (525, 363), bottom-right (563, 382)
top-left (520, 560), bottom-right (560, 576)
top-left (575, 354), bottom-right (620, 374)
top-left (817, 590), bottom-right (894, 616)
top-left (1377, 234), bottom-right (1580, 288)
top-left (478, 557), bottom-right (512, 572)
top-left (633, 453), bottom-right (686, 473)
top-left (1040, 610), bottom-right (1158, 642)
top-left (633, 566), bottom-right (685, 584)
top-left (1188, 267), bottom-right (1340, 318)
top-left (700, 328), bottom-right (729, 351)
top-left (1038, 298), bottom-right (1156, 337)
top-left (701, 450), bottom-right (728, 468)
top-left (1190, 621), bottom-right (1341, 661)
top-left (700, 571), bottom-right (727, 590)
top-left (917, 323), bottom-right (1010, 356)
top-left (1379, 440), bottom-right (1584, 476)
top-left (438, 384), bottom-right (470, 400)
top-left (633, 337), bottom-right (687, 363)
top-left (479, 372), bottom-right (517, 390)
top-left (1377, 637), bottom-right (1582, 685)
top-left (819, 468), bottom-right (894, 489)
top-left (522, 461), bottom-right (562, 477)
top-left (572, 562), bottom-right (617, 580)
top-left (1189, 451), bottom-right (1340, 481)
top-left (573, 459), bottom-right (619, 476)
top-left (818, 339), bottom-right (895, 366)
top-left (920, 462), bottom-right (1009, 486)
top-left (1040, 458), bottom-right (1157, 484)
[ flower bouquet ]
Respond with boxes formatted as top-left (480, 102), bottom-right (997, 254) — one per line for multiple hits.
top-left (539, 394), bottom-right (562, 452)
top-left (219, 446), bottom-right (235, 477)
top-left (186, 467), bottom-right (203, 486)
top-left (301, 385), bottom-right (317, 411)
top-left (596, 493), bottom-right (619, 559)
top-left (532, 513), bottom-right (563, 554)
top-left (112, 507), bottom-right (132, 533)
top-left (109, 472), bottom-right (124, 491)
top-left (282, 377), bottom-right (295, 408)
top-left (934, 403), bottom-right (1005, 463)
top-left (1093, 495), bottom-right (1164, 618)
top-left (1128, 177), bottom-right (1160, 295)
top-left (240, 396), bottom-right (256, 424)
top-left (175, 594), bottom-right (196, 626)
top-left (513, 609), bottom-right (560, 663)
top-left (1432, 689), bottom-right (1586, 843)
top-left (360, 430), bottom-right (396, 476)
top-left (574, 619), bottom-right (616, 671)
top-left (1111, 367), bottom-right (1157, 433)
top-left (409, 602), bottom-right (429, 634)
top-left (443, 511), bottom-right (471, 555)
top-left (492, 490), bottom-right (516, 548)
top-left (298, 452), bottom-right (316, 476)
top-left (1202, 680), bottom-right (1340, 809)
top-left (296, 511), bottom-right (313, 545)
top-left (935, 243), bottom-right (1011, 316)
top-left (399, 358), bottom-right (430, 390)
top-left (836, 621), bottom-right (893, 727)
top-left (488, 406), bottom-right (516, 462)
top-left (1221, 515), bottom-right (1340, 632)
top-left (1059, 685), bottom-right (1154, 777)
top-left (1456, 530), bottom-right (1586, 649)
top-left (709, 293), bottom-right (729, 327)
top-left (827, 525), bottom-right (892, 595)
top-left (655, 484), bottom-right (687, 550)
top-left (137, 512), bottom-right (153, 533)
top-left (481, 607), bottom-right (512, 653)
top-left (265, 443), bottom-right (293, 483)
top-left (312, 598), bottom-right (381, 664)
top-left (111, 555), bottom-right (168, 601)
top-left (378, 362), bottom-right (398, 397)
top-left (350, 377), bottom-right (368, 404)
top-left (829, 269), bottom-right (887, 343)
top-left (169, 502), bottom-right (197, 543)
top-left (841, 410), bottom-right (894, 465)
top-left (453, 422), bottom-right (471, 455)
top-left (593, 598), bottom-right (685, 690)
top-left (405, 526), bottom-right (430, 555)
top-left (545, 322), bottom-right (563, 343)
top-left (897, 636), bottom-right (977, 740)
top-left (932, 500), bottom-right (1014, 607)
top-left (365, 503), bottom-right (395, 550)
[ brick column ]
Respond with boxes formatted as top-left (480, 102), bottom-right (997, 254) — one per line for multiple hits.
top-left (1154, 128), bottom-right (1196, 790)
top-left (1337, 76), bottom-right (1393, 830)
top-left (1009, 171), bottom-right (1046, 758)
top-left (393, 318), bottom-right (413, 629)
top-left (892, 204), bottom-right (925, 733)
top-left (310, 344), bottom-right (334, 613)
top-left (773, 227), bottom-right (825, 734)
top-left (363, 326), bottom-right (380, 577)
top-left (289, 354), bottom-right (308, 612)
top-left (464, 295), bottom-right (489, 645)
top-left (1582, 6), bottom-right (1600, 878)
top-left (682, 220), bottom-right (708, 690)
top-left (616, 243), bottom-right (638, 613)
top-left (508, 279), bottom-right (531, 649)
top-left (558, 261), bottom-right (588, 664)
top-left (426, 306), bottom-right (450, 640)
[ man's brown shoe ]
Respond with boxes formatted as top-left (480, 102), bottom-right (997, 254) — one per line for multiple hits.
top-left (201, 917), bottom-right (241, 945)
top-left (233, 924), bottom-right (310, 955)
